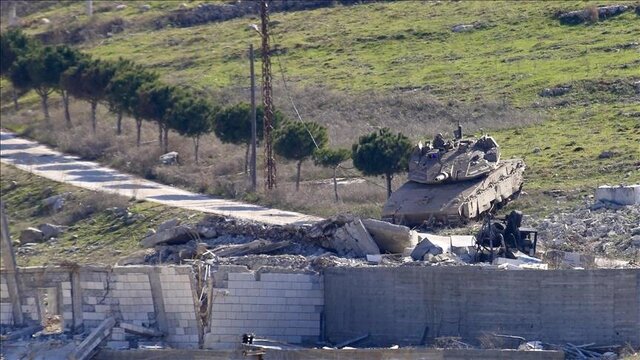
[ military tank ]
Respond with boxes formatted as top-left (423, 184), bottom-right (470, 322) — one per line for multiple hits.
top-left (381, 126), bottom-right (525, 226)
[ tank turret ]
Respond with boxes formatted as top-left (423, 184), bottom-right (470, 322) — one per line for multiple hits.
top-left (381, 127), bottom-right (525, 226)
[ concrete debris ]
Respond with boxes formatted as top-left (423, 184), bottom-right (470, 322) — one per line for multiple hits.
top-left (211, 239), bottom-right (291, 257)
top-left (141, 225), bottom-right (199, 248)
top-left (19, 227), bottom-right (44, 244)
top-left (119, 322), bottom-right (163, 337)
top-left (37, 223), bottom-right (64, 240)
top-left (116, 248), bottom-right (157, 265)
top-left (159, 151), bottom-right (179, 165)
top-left (595, 184), bottom-right (640, 205)
top-left (543, 249), bottom-right (595, 269)
top-left (361, 218), bottom-right (418, 253)
top-left (70, 316), bottom-right (115, 360)
top-left (330, 219), bottom-right (380, 257)
top-left (0, 325), bottom-right (43, 341)
top-left (157, 218), bottom-right (180, 232)
top-left (410, 237), bottom-right (444, 260)
top-left (531, 203), bottom-right (639, 261)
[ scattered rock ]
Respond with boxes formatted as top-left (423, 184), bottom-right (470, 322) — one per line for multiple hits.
top-left (597, 150), bottom-right (618, 159)
top-left (451, 24), bottom-right (475, 33)
top-left (40, 18), bottom-right (51, 24)
top-left (20, 228), bottom-right (44, 244)
top-left (37, 223), bottom-right (64, 240)
top-left (539, 86), bottom-right (571, 97)
top-left (159, 152), bottom-right (179, 165)
top-left (42, 194), bottom-right (65, 212)
top-left (140, 4), bottom-right (152, 12)
top-left (532, 147), bottom-right (541, 154)
top-left (115, 4), bottom-right (127, 10)
top-left (558, 5), bottom-right (630, 25)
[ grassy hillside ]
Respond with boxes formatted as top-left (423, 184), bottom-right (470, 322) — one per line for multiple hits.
top-left (0, 163), bottom-right (203, 266)
top-left (1, 0), bottom-right (639, 219)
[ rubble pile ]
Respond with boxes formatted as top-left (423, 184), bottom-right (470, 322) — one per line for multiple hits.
top-left (531, 203), bottom-right (640, 260)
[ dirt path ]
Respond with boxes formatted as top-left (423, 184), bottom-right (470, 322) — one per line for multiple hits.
top-left (0, 131), bottom-right (321, 226)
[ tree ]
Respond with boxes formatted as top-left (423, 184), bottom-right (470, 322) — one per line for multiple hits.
top-left (213, 103), bottom-right (284, 173)
top-left (106, 65), bottom-right (158, 145)
top-left (10, 45), bottom-right (80, 124)
top-left (60, 58), bottom-right (115, 132)
top-left (351, 128), bottom-right (412, 198)
top-left (274, 121), bottom-right (328, 191)
top-left (313, 147), bottom-right (351, 201)
top-left (168, 97), bottom-right (218, 163)
top-left (136, 82), bottom-right (178, 153)
top-left (0, 29), bottom-right (36, 111)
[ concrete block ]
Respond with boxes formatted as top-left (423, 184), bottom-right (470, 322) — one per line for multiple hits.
top-left (228, 272), bottom-right (256, 282)
top-left (106, 341), bottom-right (129, 350)
top-left (596, 185), bottom-right (640, 205)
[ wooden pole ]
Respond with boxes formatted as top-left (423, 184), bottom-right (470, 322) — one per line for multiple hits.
top-left (250, 44), bottom-right (257, 192)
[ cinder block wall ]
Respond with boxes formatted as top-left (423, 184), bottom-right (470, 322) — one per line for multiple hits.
top-left (325, 267), bottom-right (640, 347)
top-left (0, 265), bottom-right (200, 349)
top-left (0, 275), bottom-right (13, 324)
top-left (204, 266), bottom-right (324, 349)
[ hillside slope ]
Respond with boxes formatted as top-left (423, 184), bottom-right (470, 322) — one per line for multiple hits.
top-left (1, 0), bottom-right (639, 219)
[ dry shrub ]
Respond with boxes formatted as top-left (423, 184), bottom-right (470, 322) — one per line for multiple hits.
top-left (58, 190), bottom-right (130, 225)
top-left (586, 6), bottom-right (600, 22)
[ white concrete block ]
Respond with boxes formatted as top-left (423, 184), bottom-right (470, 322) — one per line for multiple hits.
top-left (596, 184), bottom-right (640, 205)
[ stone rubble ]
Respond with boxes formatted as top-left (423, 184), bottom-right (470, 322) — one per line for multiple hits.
top-left (529, 202), bottom-right (640, 261)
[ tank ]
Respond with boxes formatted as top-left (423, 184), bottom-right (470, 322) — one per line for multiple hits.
top-left (381, 127), bottom-right (525, 226)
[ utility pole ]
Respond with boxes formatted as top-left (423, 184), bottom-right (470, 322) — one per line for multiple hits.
top-left (0, 202), bottom-right (24, 326)
top-left (9, 1), bottom-right (18, 27)
top-left (260, 0), bottom-right (276, 190)
top-left (249, 44), bottom-right (257, 192)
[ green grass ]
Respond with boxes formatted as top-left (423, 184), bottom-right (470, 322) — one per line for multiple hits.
top-left (75, 1), bottom-right (639, 104)
top-left (2, 0), bottom-right (639, 221)
top-left (0, 163), bottom-right (203, 267)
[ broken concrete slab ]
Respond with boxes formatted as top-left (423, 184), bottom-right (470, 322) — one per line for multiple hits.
top-left (120, 322), bottom-right (163, 337)
top-left (410, 237), bottom-right (443, 261)
top-left (212, 239), bottom-right (291, 257)
top-left (361, 218), bottom-right (418, 254)
top-left (70, 316), bottom-right (115, 360)
top-left (595, 185), bottom-right (640, 205)
top-left (141, 225), bottom-right (198, 248)
top-left (330, 219), bottom-right (380, 258)
top-left (38, 223), bottom-right (64, 239)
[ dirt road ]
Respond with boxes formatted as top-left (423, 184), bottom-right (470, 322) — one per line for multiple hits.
top-left (0, 131), bottom-right (321, 226)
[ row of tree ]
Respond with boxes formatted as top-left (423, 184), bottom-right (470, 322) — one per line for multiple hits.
top-left (1, 29), bottom-right (414, 199)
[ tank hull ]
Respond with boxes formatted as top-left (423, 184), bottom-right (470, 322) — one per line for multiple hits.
top-left (381, 159), bottom-right (525, 226)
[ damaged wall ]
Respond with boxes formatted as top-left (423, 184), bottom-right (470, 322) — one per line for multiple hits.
top-left (0, 265), bottom-right (200, 349)
top-left (324, 267), bottom-right (640, 346)
top-left (204, 266), bottom-right (323, 349)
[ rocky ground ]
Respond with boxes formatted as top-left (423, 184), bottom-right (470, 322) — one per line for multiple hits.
top-left (530, 201), bottom-right (640, 262)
